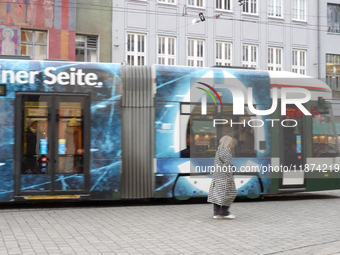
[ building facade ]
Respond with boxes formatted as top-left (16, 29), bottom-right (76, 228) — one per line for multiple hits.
top-left (112, 0), bottom-right (319, 77)
top-left (75, 0), bottom-right (112, 63)
top-left (0, 0), bottom-right (76, 60)
top-left (319, 0), bottom-right (340, 98)
top-left (2, 0), bottom-right (339, 83)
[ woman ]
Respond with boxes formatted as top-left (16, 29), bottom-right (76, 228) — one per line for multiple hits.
top-left (207, 135), bottom-right (237, 219)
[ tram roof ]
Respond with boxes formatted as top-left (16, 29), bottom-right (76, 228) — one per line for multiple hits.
top-left (268, 71), bottom-right (332, 100)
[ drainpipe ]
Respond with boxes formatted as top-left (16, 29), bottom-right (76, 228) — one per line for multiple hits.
top-left (317, 0), bottom-right (320, 79)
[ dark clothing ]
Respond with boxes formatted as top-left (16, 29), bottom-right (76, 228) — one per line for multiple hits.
top-left (214, 204), bottom-right (230, 216)
top-left (23, 128), bottom-right (37, 174)
top-left (26, 127), bottom-right (37, 156)
top-left (284, 149), bottom-right (300, 169)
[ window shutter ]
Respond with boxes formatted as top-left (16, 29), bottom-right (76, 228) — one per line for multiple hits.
top-left (87, 35), bottom-right (98, 48)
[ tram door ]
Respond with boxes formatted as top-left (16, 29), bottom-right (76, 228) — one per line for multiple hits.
top-left (280, 105), bottom-right (305, 188)
top-left (15, 94), bottom-right (90, 196)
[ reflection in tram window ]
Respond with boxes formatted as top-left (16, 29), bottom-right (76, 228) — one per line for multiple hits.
top-left (191, 118), bottom-right (217, 158)
top-left (57, 102), bottom-right (84, 174)
top-left (22, 100), bottom-right (49, 174)
top-left (181, 104), bottom-right (256, 158)
top-left (282, 106), bottom-right (303, 169)
top-left (312, 107), bottom-right (338, 157)
top-left (239, 126), bottom-right (255, 155)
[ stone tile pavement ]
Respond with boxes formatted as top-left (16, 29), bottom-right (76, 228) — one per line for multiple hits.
top-left (0, 190), bottom-right (340, 255)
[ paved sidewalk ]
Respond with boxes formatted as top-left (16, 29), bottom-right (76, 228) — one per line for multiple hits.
top-left (0, 191), bottom-right (340, 255)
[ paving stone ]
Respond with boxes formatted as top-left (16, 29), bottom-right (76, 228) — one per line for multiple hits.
top-left (0, 190), bottom-right (340, 254)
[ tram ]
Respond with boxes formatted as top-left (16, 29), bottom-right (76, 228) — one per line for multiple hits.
top-left (0, 59), bottom-right (339, 202)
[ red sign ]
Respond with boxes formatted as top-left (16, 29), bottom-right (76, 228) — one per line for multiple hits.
top-left (283, 108), bottom-right (303, 119)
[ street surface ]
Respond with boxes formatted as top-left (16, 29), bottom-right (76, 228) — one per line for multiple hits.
top-left (0, 191), bottom-right (340, 255)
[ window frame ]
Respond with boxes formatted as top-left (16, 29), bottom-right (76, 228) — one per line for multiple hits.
top-left (215, 0), bottom-right (232, 11)
top-left (75, 34), bottom-right (99, 62)
top-left (292, 0), bottom-right (306, 21)
top-left (242, 0), bottom-right (258, 15)
top-left (292, 49), bottom-right (307, 75)
top-left (268, 0), bottom-right (283, 18)
top-left (187, 38), bottom-right (205, 67)
top-left (268, 46), bottom-right (283, 71)
top-left (187, 0), bottom-right (204, 8)
top-left (158, 0), bottom-right (176, 5)
top-left (325, 54), bottom-right (340, 91)
top-left (157, 35), bottom-right (177, 66)
top-left (126, 32), bottom-right (147, 66)
top-left (242, 44), bottom-right (259, 68)
top-left (20, 29), bottom-right (48, 60)
top-left (215, 41), bottom-right (232, 66)
top-left (327, 4), bottom-right (340, 33)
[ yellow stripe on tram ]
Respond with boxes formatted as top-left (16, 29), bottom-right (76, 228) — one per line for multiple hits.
top-left (24, 195), bottom-right (81, 200)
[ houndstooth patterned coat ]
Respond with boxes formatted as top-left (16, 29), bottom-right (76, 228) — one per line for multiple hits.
top-left (207, 148), bottom-right (237, 206)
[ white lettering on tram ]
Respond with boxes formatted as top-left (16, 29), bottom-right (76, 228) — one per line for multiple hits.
top-left (213, 118), bottom-right (297, 127)
top-left (0, 66), bottom-right (102, 86)
top-left (44, 67), bottom-right (99, 86)
top-left (206, 85), bottom-right (312, 116)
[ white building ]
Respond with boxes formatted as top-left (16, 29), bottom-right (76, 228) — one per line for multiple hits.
top-left (112, 0), bottom-right (319, 77)
top-left (320, 1), bottom-right (340, 96)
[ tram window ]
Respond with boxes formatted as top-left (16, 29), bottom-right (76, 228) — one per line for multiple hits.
top-left (182, 104), bottom-right (217, 158)
top-left (312, 107), bottom-right (338, 157)
top-left (181, 104), bottom-right (256, 158)
top-left (22, 101), bottom-right (49, 174)
top-left (57, 102), bottom-right (84, 174)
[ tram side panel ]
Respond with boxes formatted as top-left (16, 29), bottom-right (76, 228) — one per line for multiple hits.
top-left (154, 65), bottom-right (273, 199)
top-left (305, 101), bottom-right (340, 192)
top-left (0, 60), bottom-right (122, 201)
top-left (90, 100), bottom-right (122, 199)
top-left (268, 72), bottom-right (339, 194)
top-left (0, 96), bottom-right (14, 200)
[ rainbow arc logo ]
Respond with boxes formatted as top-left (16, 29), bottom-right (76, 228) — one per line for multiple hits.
top-left (196, 82), bottom-right (223, 107)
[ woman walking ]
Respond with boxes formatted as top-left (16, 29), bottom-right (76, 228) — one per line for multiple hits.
top-left (207, 135), bottom-right (238, 219)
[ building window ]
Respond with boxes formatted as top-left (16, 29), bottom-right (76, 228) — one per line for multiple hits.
top-left (268, 47), bottom-right (283, 71)
top-left (216, 0), bottom-right (231, 10)
top-left (21, 30), bottom-right (47, 60)
top-left (187, 38), bottom-right (204, 67)
top-left (326, 54), bottom-right (340, 90)
top-left (242, 44), bottom-right (258, 68)
top-left (216, 41), bottom-right (232, 66)
top-left (292, 49), bottom-right (306, 75)
top-left (243, 0), bottom-right (257, 14)
top-left (159, 0), bottom-right (175, 3)
top-left (126, 33), bottom-right (146, 66)
top-left (328, 4), bottom-right (340, 33)
top-left (75, 35), bottom-right (98, 62)
top-left (292, 0), bottom-right (306, 21)
top-left (157, 36), bottom-right (176, 65)
top-left (268, 0), bottom-right (282, 17)
top-left (188, 0), bottom-right (203, 8)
